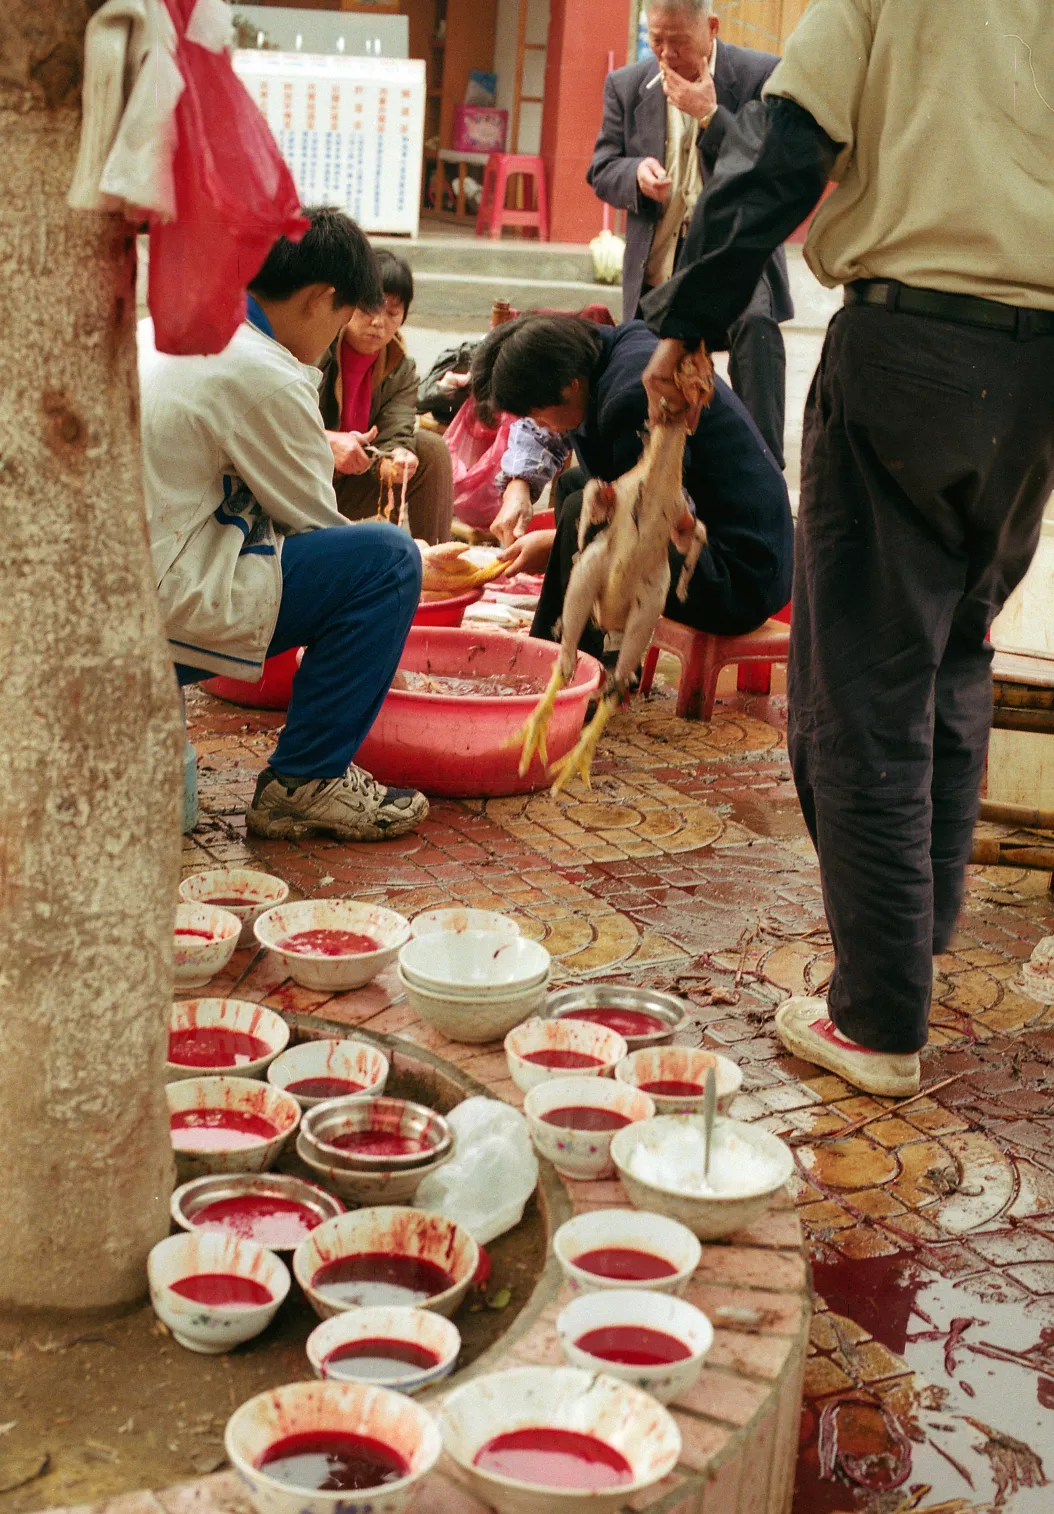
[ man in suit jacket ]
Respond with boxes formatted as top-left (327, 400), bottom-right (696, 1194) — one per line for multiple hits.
top-left (588, 0), bottom-right (793, 465)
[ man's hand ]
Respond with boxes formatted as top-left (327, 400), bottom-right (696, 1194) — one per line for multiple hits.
top-left (437, 369), bottom-right (470, 395)
top-left (643, 338), bottom-right (705, 432)
top-left (490, 479), bottom-right (533, 547)
top-left (498, 528), bottom-right (555, 578)
top-left (637, 156), bottom-right (672, 204)
top-left (388, 446), bottom-right (419, 481)
top-left (327, 426), bottom-right (378, 475)
top-left (662, 65), bottom-right (718, 125)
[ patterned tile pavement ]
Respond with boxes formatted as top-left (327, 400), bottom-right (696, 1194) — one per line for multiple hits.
top-left (182, 666), bottom-right (1054, 1514)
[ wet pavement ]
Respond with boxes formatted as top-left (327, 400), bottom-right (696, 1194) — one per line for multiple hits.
top-left (184, 665), bottom-right (1054, 1514)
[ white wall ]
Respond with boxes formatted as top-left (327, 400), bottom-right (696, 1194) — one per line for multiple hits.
top-left (492, 0), bottom-right (550, 154)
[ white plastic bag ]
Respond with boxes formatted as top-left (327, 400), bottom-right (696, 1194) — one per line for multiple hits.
top-left (415, 1097), bottom-right (538, 1246)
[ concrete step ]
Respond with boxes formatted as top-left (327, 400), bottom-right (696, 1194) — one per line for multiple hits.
top-left (403, 269), bottom-right (623, 329)
top-left (371, 233), bottom-right (598, 283)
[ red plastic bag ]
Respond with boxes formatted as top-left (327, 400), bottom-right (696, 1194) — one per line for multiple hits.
top-left (149, 0), bottom-right (307, 354)
top-left (444, 397), bottom-right (515, 530)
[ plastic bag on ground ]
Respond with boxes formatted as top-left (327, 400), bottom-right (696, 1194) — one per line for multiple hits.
top-left (415, 1097), bottom-right (538, 1246)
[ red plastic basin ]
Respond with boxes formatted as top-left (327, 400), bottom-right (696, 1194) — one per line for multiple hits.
top-left (412, 589), bottom-right (483, 627)
top-left (355, 626), bottom-right (604, 797)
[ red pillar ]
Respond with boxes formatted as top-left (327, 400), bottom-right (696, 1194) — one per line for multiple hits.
top-left (541, 0), bottom-right (633, 244)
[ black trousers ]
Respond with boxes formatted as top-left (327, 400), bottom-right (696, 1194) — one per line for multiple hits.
top-left (791, 304), bottom-right (1054, 1053)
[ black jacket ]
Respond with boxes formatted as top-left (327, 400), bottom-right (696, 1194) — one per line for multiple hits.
top-left (587, 45), bottom-right (794, 334)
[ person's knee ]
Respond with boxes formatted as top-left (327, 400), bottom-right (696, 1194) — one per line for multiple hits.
top-left (326, 521), bottom-right (423, 596)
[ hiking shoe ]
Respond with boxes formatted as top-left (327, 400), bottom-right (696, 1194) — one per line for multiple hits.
top-left (774, 997), bottom-right (921, 1099)
top-left (246, 764), bottom-right (428, 842)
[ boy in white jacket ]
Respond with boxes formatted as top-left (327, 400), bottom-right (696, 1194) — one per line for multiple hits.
top-left (140, 207), bottom-right (428, 841)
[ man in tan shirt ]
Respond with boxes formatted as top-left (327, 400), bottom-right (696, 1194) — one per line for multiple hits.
top-left (642, 0), bottom-right (1054, 1099)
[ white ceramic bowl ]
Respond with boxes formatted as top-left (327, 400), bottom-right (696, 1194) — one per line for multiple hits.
top-left (225, 1379), bottom-right (442, 1514)
top-left (556, 1288), bottom-right (713, 1404)
top-left (180, 869), bottom-right (290, 948)
top-left (1022, 937), bottom-right (1054, 1004)
top-left (399, 930), bottom-right (550, 994)
top-left (504, 1017), bottom-right (627, 1094)
top-left (295, 1134), bottom-right (451, 1206)
top-left (166, 1075), bottom-right (300, 1180)
top-left (254, 900), bottom-right (411, 992)
top-left (410, 908), bottom-right (520, 940)
top-left (611, 1114), bottom-right (795, 1240)
top-left (166, 999), bottom-right (290, 1083)
top-left (293, 1207), bottom-right (479, 1322)
top-left (170, 1172), bottom-right (344, 1251)
top-left (398, 965), bottom-right (548, 1044)
top-left (305, 1306), bottom-right (461, 1394)
top-left (614, 1046), bottom-right (743, 1116)
top-left (438, 1366), bottom-right (681, 1514)
top-left (267, 1039), bottom-right (390, 1108)
top-left (148, 1230), bottom-right (290, 1354)
top-left (552, 1209), bottom-right (701, 1296)
top-left (173, 902), bottom-right (241, 988)
top-left (523, 1076), bottom-right (654, 1181)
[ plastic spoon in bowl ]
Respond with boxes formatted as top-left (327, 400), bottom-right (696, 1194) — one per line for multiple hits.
top-left (703, 1066), bottom-right (717, 1184)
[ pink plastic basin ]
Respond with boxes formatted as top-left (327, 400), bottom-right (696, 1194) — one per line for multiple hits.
top-left (412, 589), bottom-right (483, 627)
top-left (355, 626), bottom-right (603, 797)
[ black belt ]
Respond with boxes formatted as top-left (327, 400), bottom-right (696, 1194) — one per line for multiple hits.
top-left (845, 279), bottom-right (1054, 338)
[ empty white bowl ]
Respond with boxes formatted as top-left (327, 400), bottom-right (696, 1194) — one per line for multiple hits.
top-left (306, 1306), bottom-right (461, 1394)
top-left (179, 869), bottom-right (290, 948)
top-left (166, 998), bottom-right (290, 1082)
top-left (293, 1207), bottom-right (479, 1322)
top-left (166, 1075), bottom-right (300, 1180)
top-left (611, 1114), bottom-right (795, 1240)
top-left (438, 1366), bottom-right (681, 1514)
top-left (148, 1230), bottom-right (290, 1353)
top-left (170, 1172), bottom-right (344, 1251)
top-left (267, 1038), bottom-right (389, 1108)
top-left (254, 899), bottom-right (411, 991)
top-left (557, 1288), bottom-right (713, 1404)
top-left (552, 1209), bottom-right (701, 1296)
top-left (505, 1016), bottom-right (627, 1094)
top-left (410, 907), bottom-right (520, 940)
top-left (173, 902), bottom-right (241, 987)
top-left (614, 1046), bottom-right (743, 1116)
top-left (523, 1076), bottom-right (654, 1181)
top-left (225, 1379), bottom-right (442, 1514)
top-left (398, 965), bottom-right (548, 1044)
top-left (399, 930), bottom-right (550, 994)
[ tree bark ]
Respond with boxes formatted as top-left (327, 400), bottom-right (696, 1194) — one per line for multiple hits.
top-left (0, 0), bottom-right (183, 1309)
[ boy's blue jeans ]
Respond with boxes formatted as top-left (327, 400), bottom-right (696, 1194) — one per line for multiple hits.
top-left (177, 524), bottom-right (421, 780)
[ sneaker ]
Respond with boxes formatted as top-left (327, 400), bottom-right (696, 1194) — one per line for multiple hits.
top-left (246, 764), bottom-right (428, 842)
top-left (774, 996), bottom-right (921, 1099)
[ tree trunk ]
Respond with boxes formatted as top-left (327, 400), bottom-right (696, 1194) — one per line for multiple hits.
top-left (0, 1), bottom-right (183, 1309)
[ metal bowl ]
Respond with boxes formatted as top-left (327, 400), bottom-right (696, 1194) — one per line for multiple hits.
top-left (170, 1172), bottom-right (345, 1252)
top-left (545, 985), bottom-right (691, 1048)
top-left (300, 1096), bottom-right (454, 1173)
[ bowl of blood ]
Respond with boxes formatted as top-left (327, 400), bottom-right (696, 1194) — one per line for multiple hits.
top-left (173, 902), bottom-right (242, 988)
top-left (225, 1379), bottom-right (442, 1514)
top-left (299, 1097), bottom-right (452, 1172)
top-left (556, 1288), bottom-right (713, 1405)
top-left (305, 1306), bottom-right (461, 1394)
top-left (504, 1017), bottom-right (627, 1095)
top-left (254, 900), bottom-right (411, 992)
top-left (148, 1230), bottom-right (290, 1353)
top-left (179, 869), bottom-right (290, 948)
top-left (614, 1045), bottom-right (743, 1116)
top-left (438, 1365), bottom-right (681, 1514)
top-left (612, 1114), bottom-right (795, 1240)
top-left (267, 1038), bottom-right (390, 1109)
top-left (295, 1134), bottom-right (453, 1207)
top-left (166, 1075), bottom-right (301, 1180)
top-left (544, 985), bottom-right (690, 1049)
top-left (171, 1173), bottom-right (345, 1253)
top-left (410, 907), bottom-right (520, 940)
top-left (293, 1207), bottom-right (479, 1322)
top-left (166, 999), bottom-right (290, 1083)
top-left (523, 1076), bottom-right (654, 1181)
top-left (552, 1209), bottom-right (701, 1296)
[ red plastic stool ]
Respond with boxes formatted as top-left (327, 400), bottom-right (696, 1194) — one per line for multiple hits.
top-left (737, 599), bottom-right (792, 695)
top-left (476, 154), bottom-right (550, 241)
top-left (639, 615), bottom-right (792, 721)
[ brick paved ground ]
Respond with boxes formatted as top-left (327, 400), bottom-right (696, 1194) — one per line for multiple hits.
top-left (177, 662), bottom-right (1054, 1514)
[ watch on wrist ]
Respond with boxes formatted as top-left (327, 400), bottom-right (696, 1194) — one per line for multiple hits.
top-left (700, 103), bottom-right (718, 129)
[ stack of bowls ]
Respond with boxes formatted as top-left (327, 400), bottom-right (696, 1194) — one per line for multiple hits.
top-left (398, 931), bottom-right (551, 1044)
top-left (297, 1096), bottom-right (454, 1205)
